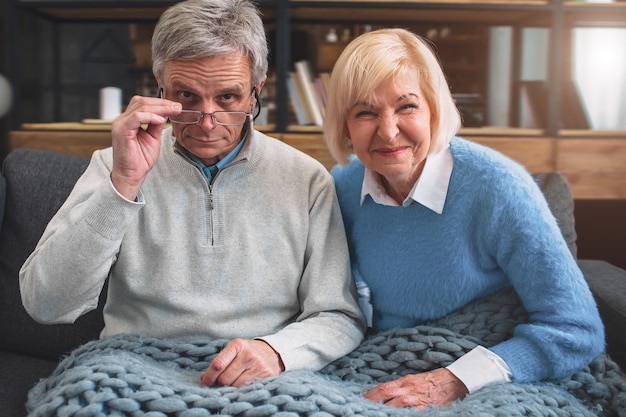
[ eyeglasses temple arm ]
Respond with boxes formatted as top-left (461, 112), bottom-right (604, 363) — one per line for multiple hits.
top-left (252, 87), bottom-right (261, 120)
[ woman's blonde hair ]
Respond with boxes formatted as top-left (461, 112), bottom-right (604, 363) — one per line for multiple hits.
top-left (324, 28), bottom-right (461, 165)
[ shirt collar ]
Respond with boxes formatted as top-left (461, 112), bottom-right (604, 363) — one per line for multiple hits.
top-left (181, 127), bottom-right (249, 181)
top-left (360, 145), bottom-right (453, 214)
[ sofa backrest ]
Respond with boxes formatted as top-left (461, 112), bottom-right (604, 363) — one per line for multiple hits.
top-left (532, 172), bottom-right (577, 258)
top-left (0, 171), bottom-right (5, 236)
top-left (0, 148), bottom-right (105, 360)
top-left (0, 147), bottom-right (578, 361)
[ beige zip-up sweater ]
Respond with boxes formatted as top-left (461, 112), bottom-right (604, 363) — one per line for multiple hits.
top-left (20, 127), bottom-right (365, 371)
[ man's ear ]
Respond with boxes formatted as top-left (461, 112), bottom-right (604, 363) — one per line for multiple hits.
top-left (256, 75), bottom-right (267, 95)
top-left (154, 73), bottom-right (162, 97)
top-left (251, 76), bottom-right (268, 112)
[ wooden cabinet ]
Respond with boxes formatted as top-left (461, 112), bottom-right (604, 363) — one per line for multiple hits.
top-left (10, 124), bottom-right (626, 199)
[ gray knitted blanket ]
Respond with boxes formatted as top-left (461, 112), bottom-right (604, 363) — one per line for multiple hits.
top-left (27, 289), bottom-right (626, 417)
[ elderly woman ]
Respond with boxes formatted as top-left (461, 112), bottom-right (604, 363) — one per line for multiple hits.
top-left (325, 27), bottom-right (604, 410)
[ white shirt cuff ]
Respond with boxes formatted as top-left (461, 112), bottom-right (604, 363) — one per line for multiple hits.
top-left (108, 176), bottom-right (144, 204)
top-left (446, 346), bottom-right (512, 393)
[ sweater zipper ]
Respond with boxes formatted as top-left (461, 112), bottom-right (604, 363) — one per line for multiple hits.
top-left (205, 158), bottom-right (246, 245)
top-left (208, 184), bottom-right (214, 211)
top-left (208, 184), bottom-right (215, 245)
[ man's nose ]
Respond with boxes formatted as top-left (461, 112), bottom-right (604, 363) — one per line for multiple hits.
top-left (198, 105), bottom-right (219, 127)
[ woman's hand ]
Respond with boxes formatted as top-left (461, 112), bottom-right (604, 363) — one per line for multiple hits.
top-left (364, 368), bottom-right (468, 409)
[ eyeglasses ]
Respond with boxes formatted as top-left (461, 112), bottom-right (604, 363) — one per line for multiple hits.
top-left (169, 110), bottom-right (249, 126)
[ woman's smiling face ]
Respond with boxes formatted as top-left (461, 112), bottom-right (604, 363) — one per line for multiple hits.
top-left (345, 70), bottom-right (432, 196)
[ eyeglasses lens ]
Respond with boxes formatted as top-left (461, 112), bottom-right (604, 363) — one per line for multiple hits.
top-left (170, 110), bottom-right (247, 126)
top-left (216, 112), bottom-right (247, 125)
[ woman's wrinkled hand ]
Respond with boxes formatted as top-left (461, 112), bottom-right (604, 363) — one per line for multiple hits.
top-left (364, 368), bottom-right (468, 410)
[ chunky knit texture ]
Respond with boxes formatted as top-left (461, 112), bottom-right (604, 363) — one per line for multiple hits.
top-left (331, 137), bottom-right (605, 384)
top-left (26, 289), bottom-right (626, 417)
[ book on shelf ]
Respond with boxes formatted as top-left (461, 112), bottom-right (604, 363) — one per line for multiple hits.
top-left (319, 72), bottom-right (331, 96)
top-left (284, 61), bottom-right (332, 127)
top-left (293, 70), bottom-right (317, 124)
top-left (286, 72), bottom-right (310, 125)
top-left (313, 77), bottom-right (327, 118)
top-left (294, 60), bottom-right (324, 126)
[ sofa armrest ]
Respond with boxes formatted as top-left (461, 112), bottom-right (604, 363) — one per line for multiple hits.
top-left (578, 259), bottom-right (626, 369)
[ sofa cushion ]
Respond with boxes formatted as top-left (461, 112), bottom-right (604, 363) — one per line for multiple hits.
top-left (579, 259), bottom-right (626, 369)
top-left (532, 172), bottom-right (577, 258)
top-left (0, 350), bottom-right (57, 417)
top-left (0, 149), bottom-right (105, 360)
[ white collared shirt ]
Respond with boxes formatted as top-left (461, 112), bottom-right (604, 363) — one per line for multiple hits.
top-left (358, 145), bottom-right (512, 392)
top-left (360, 144), bottom-right (452, 212)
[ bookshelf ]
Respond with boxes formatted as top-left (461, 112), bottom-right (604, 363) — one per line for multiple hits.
top-left (7, 1), bottom-right (626, 139)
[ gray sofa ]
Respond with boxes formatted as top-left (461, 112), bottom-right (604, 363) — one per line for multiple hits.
top-left (0, 148), bottom-right (625, 417)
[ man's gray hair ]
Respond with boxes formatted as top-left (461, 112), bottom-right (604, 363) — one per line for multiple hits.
top-left (152, 0), bottom-right (268, 86)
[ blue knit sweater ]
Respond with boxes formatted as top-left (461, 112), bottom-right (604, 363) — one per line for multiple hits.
top-left (332, 137), bottom-right (605, 384)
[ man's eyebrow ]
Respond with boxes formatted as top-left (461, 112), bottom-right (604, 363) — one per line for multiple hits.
top-left (218, 83), bottom-right (248, 94)
top-left (168, 82), bottom-right (247, 96)
top-left (217, 86), bottom-right (245, 95)
top-left (169, 80), bottom-right (194, 91)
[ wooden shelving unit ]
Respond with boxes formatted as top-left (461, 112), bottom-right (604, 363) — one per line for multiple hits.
top-left (9, 0), bottom-right (626, 134)
top-left (7, 0), bottom-right (626, 199)
top-left (9, 123), bottom-right (626, 199)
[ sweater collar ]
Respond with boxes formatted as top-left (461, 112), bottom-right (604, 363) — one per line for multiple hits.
top-left (168, 123), bottom-right (255, 174)
top-left (360, 144), bottom-right (452, 214)
top-left (182, 135), bottom-right (247, 183)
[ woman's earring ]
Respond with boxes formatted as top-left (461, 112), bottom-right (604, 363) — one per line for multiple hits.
top-left (346, 138), bottom-right (353, 152)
